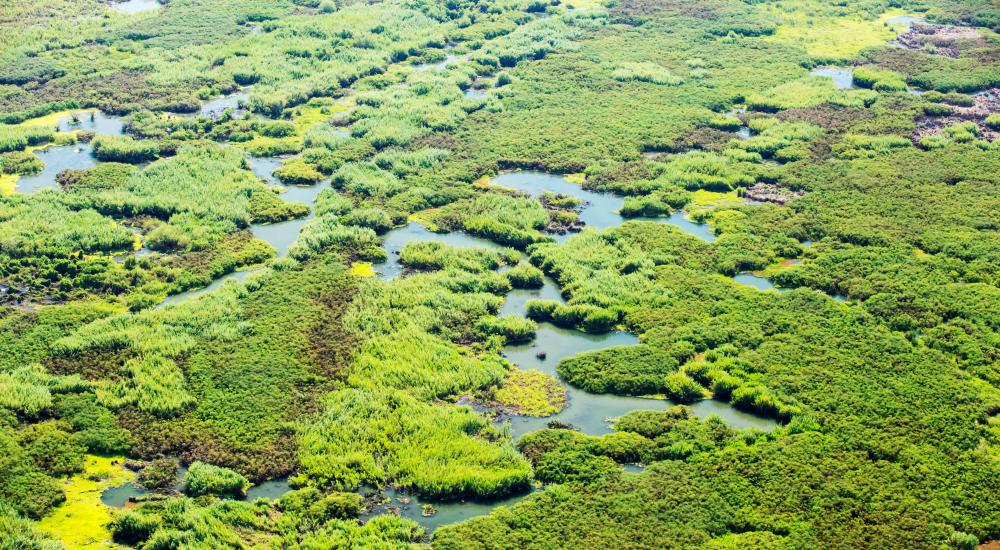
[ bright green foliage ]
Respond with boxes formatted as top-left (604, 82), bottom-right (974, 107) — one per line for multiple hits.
top-left (400, 241), bottom-right (516, 273)
top-left (332, 163), bottom-right (403, 197)
top-left (0, 195), bottom-right (134, 257)
top-left (0, 125), bottom-right (53, 153)
top-left (183, 461), bottom-right (249, 498)
top-left (1, 0), bottom-right (999, 546)
top-left (663, 371), bottom-right (707, 404)
top-left (506, 262), bottom-right (544, 288)
top-left (273, 159), bottom-right (324, 185)
top-left (612, 62), bottom-right (683, 86)
top-left (348, 325), bottom-right (507, 399)
top-left (475, 315), bottom-right (537, 344)
top-left (746, 76), bottom-right (877, 112)
top-left (429, 194), bottom-right (551, 248)
top-left (557, 345), bottom-right (679, 395)
top-left (297, 388), bottom-right (533, 498)
top-left (0, 150), bottom-right (44, 175)
top-left (852, 66), bottom-right (907, 91)
top-left (0, 427), bottom-right (66, 519)
top-left (525, 299), bottom-right (619, 333)
top-left (0, 503), bottom-right (60, 549)
top-left (91, 135), bottom-right (160, 164)
top-left (489, 369), bottom-right (567, 417)
top-left (985, 114), bottom-right (1000, 130)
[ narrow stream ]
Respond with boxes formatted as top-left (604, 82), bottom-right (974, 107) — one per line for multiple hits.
top-left (157, 156), bottom-right (324, 306)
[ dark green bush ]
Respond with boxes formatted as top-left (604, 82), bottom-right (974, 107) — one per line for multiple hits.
top-left (183, 462), bottom-right (248, 498)
top-left (506, 262), bottom-right (544, 288)
top-left (557, 345), bottom-right (678, 395)
top-left (91, 136), bottom-right (160, 163)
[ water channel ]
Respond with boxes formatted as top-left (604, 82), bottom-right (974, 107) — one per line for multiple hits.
top-left (106, 169), bottom-right (783, 533)
top-left (809, 66), bottom-right (855, 90)
top-left (109, 0), bottom-right (163, 14)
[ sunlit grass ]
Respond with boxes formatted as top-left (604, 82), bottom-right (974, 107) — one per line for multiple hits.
top-left (350, 261), bottom-right (375, 277)
top-left (689, 189), bottom-right (742, 211)
top-left (37, 454), bottom-right (133, 548)
top-left (0, 173), bottom-right (17, 195)
top-left (763, 5), bottom-right (908, 60)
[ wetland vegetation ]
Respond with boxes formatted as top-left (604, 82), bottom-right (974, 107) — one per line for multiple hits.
top-left (1, 0), bottom-right (999, 547)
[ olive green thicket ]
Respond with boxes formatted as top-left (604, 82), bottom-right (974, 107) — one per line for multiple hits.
top-left (1, 0), bottom-right (999, 547)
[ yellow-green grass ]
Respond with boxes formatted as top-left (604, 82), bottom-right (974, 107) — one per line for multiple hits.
top-left (492, 369), bottom-right (568, 417)
top-left (561, 0), bottom-right (605, 9)
top-left (0, 174), bottom-right (17, 195)
top-left (38, 455), bottom-right (134, 549)
top-left (17, 109), bottom-right (88, 129)
top-left (241, 98), bottom-right (351, 156)
top-left (350, 261), bottom-right (375, 277)
top-left (408, 211), bottom-right (441, 232)
top-left (689, 189), bottom-right (742, 211)
top-left (763, 5), bottom-right (909, 60)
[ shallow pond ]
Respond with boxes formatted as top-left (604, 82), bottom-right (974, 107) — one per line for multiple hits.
top-left (885, 15), bottom-right (925, 30)
top-left (109, 0), bottom-right (162, 13)
top-left (16, 143), bottom-right (97, 193)
top-left (56, 111), bottom-right (125, 135)
top-left (810, 66), bottom-right (855, 90)
top-left (664, 211), bottom-right (717, 242)
top-left (413, 54), bottom-right (464, 71)
top-left (100, 482), bottom-right (149, 508)
top-left (245, 478), bottom-right (293, 501)
top-left (491, 171), bottom-right (625, 237)
top-left (491, 171), bottom-right (717, 242)
top-left (732, 272), bottom-right (783, 291)
top-left (102, 472), bottom-right (293, 508)
top-left (464, 89), bottom-right (487, 99)
top-left (198, 91), bottom-right (249, 118)
top-left (498, 276), bottom-right (564, 318)
top-left (362, 487), bottom-right (536, 533)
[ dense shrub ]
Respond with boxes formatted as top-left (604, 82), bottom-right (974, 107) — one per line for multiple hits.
top-left (183, 462), bottom-right (249, 498)
top-left (273, 160), bottom-right (325, 185)
top-left (91, 135), bottom-right (160, 163)
top-left (506, 262), bottom-right (544, 288)
top-left (475, 315), bottom-right (537, 344)
top-left (0, 125), bottom-right (53, 153)
top-left (138, 459), bottom-right (179, 490)
top-left (557, 345), bottom-right (678, 395)
top-left (662, 372), bottom-right (706, 404)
